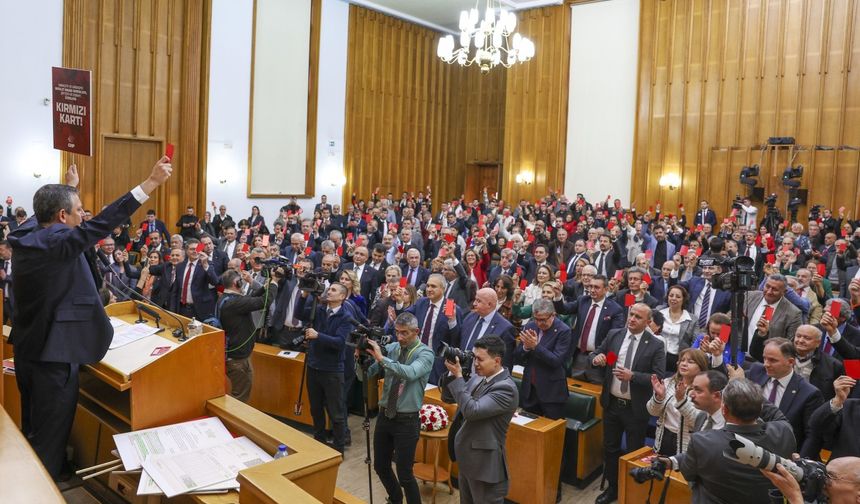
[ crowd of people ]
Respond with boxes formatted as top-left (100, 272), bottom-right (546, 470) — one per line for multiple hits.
top-left (4, 178), bottom-right (860, 502)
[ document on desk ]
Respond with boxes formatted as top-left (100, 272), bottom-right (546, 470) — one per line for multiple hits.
top-left (109, 318), bottom-right (161, 349)
top-left (510, 412), bottom-right (536, 426)
top-left (141, 436), bottom-right (273, 498)
top-left (113, 417), bottom-right (233, 470)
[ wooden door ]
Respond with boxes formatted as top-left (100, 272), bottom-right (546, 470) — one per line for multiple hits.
top-left (464, 164), bottom-right (502, 202)
top-left (102, 137), bottom-right (162, 225)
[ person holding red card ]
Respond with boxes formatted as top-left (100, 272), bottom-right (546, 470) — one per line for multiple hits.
top-left (589, 303), bottom-right (666, 504)
top-left (819, 299), bottom-right (860, 360)
top-left (743, 274), bottom-right (803, 361)
top-left (647, 348), bottom-right (710, 456)
top-left (801, 375), bottom-right (860, 462)
top-left (613, 267), bottom-right (660, 310)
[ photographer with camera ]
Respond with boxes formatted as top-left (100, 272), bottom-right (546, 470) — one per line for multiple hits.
top-left (356, 312), bottom-right (434, 504)
top-left (268, 258), bottom-right (312, 349)
top-left (444, 335), bottom-right (518, 504)
top-left (761, 455), bottom-right (860, 504)
top-left (296, 281), bottom-right (357, 453)
top-left (218, 269), bottom-right (278, 402)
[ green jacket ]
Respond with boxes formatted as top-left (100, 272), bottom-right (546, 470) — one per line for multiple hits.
top-left (358, 340), bottom-right (434, 414)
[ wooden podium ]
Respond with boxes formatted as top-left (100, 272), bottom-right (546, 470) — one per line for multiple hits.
top-left (248, 343), bottom-right (314, 426)
top-left (619, 447), bottom-right (691, 503)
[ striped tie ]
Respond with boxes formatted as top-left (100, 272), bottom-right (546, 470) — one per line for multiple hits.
top-left (698, 283), bottom-right (711, 328)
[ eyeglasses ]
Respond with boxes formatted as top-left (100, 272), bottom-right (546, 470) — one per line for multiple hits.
top-left (533, 315), bottom-right (554, 323)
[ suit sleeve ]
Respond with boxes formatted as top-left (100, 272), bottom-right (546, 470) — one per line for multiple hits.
top-left (46, 192), bottom-right (143, 261)
top-left (632, 338), bottom-right (666, 387)
top-left (799, 388), bottom-right (824, 456)
top-left (676, 434), bottom-right (702, 483)
top-left (448, 376), bottom-right (517, 421)
top-left (315, 316), bottom-right (349, 352)
top-left (528, 327), bottom-right (571, 368)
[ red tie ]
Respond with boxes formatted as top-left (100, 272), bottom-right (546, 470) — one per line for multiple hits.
top-left (422, 304), bottom-right (435, 344)
top-left (579, 303), bottom-right (598, 352)
top-left (181, 263), bottom-right (193, 304)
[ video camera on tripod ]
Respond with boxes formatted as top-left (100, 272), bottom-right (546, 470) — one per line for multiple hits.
top-left (710, 255), bottom-right (758, 292)
top-left (347, 323), bottom-right (391, 367)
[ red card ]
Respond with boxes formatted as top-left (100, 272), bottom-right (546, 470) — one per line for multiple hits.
top-left (843, 229), bottom-right (849, 238)
top-left (642, 273), bottom-right (652, 285)
top-left (645, 249), bottom-right (653, 259)
top-left (435, 224), bottom-right (442, 231)
top-left (625, 293), bottom-right (635, 307)
top-left (505, 241), bottom-right (514, 249)
top-left (559, 269), bottom-right (568, 282)
top-left (444, 234), bottom-right (455, 244)
top-left (607, 222), bottom-right (615, 230)
top-left (783, 219), bottom-right (789, 228)
top-left (817, 263), bottom-right (826, 276)
top-left (477, 230), bottom-right (485, 238)
top-left (839, 243), bottom-right (848, 252)
top-left (766, 254), bottom-right (776, 264)
top-left (304, 232), bottom-right (310, 242)
top-left (614, 269), bottom-right (623, 281)
top-left (195, 242), bottom-right (205, 253)
top-left (830, 301), bottom-right (841, 319)
top-left (346, 232), bottom-right (354, 242)
top-left (719, 324), bottom-right (731, 343)
top-left (519, 279), bottom-right (528, 290)
top-left (97, 239), bottom-right (104, 247)
top-left (695, 247), bottom-right (704, 257)
top-left (399, 277), bottom-right (408, 288)
top-left (240, 261), bottom-right (245, 270)
top-left (145, 236), bottom-right (151, 246)
top-left (398, 245), bottom-right (404, 253)
top-left (241, 243), bottom-right (250, 253)
top-left (444, 299), bottom-right (455, 318)
top-left (844, 359), bottom-right (860, 379)
top-left (679, 245), bottom-right (689, 256)
top-left (125, 243), bottom-right (132, 252)
top-left (165, 143), bottom-right (174, 161)
top-left (696, 224), bottom-right (703, 232)
top-left (336, 245), bottom-right (343, 256)
top-left (606, 351), bottom-right (618, 366)
top-left (304, 246), bottom-right (312, 256)
top-left (764, 306), bottom-right (774, 321)
top-left (390, 223), bottom-right (398, 232)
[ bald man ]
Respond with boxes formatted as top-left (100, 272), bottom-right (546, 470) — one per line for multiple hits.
top-left (456, 288), bottom-right (517, 371)
top-left (763, 455), bottom-right (860, 504)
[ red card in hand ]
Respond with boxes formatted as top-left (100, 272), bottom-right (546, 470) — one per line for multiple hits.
top-left (477, 230), bottom-right (485, 238)
top-left (839, 243), bottom-right (848, 252)
top-left (262, 235), bottom-right (271, 247)
top-left (196, 242), bottom-right (205, 253)
top-left (719, 324), bottom-right (731, 343)
top-left (346, 232), bottom-right (354, 242)
top-left (642, 273), bottom-right (652, 285)
top-left (606, 351), bottom-right (618, 366)
top-left (696, 224), bottom-right (703, 232)
top-left (444, 299), bottom-right (455, 318)
top-left (519, 279), bottom-right (528, 290)
top-left (766, 254), bottom-right (776, 264)
top-left (614, 269), bottom-right (624, 281)
top-left (764, 306), bottom-right (775, 321)
top-left (559, 269), bottom-right (568, 282)
top-left (607, 222), bottom-right (615, 230)
top-left (817, 263), bottom-right (826, 276)
top-left (125, 243), bottom-right (132, 252)
top-left (695, 247), bottom-right (704, 257)
top-left (444, 234), bottom-right (455, 244)
top-left (398, 245), bottom-right (404, 253)
top-left (830, 301), bottom-right (842, 319)
top-left (645, 249), bottom-right (653, 259)
top-left (844, 359), bottom-right (860, 379)
top-left (435, 224), bottom-right (442, 231)
top-left (304, 246), bottom-right (312, 256)
top-left (303, 232), bottom-right (310, 242)
top-left (242, 243), bottom-right (250, 253)
top-left (505, 241), bottom-right (514, 249)
top-left (399, 277), bottom-right (408, 288)
top-left (165, 143), bottom-right (174, 161)
top-left (625, 293), bottom-right (635, 307)
top-left (145, 236), bottom-right (151, 246)
top-left (336, 245), bottom-right (343, 256)
top-left (679, 245), bottom-right (689, 256)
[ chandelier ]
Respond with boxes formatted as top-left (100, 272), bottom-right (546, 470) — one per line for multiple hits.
top-left (436, 0), bottom-right (535, 73)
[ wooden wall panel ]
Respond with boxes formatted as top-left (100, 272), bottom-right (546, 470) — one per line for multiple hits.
top-left (502, 5), bottom-right (571, 204)
top-left (633, 0), bottom-right (860, 219)
top-left (61, 0), bottom-right (211, 229)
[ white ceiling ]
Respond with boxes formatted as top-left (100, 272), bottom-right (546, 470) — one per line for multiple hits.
top-left (346, 0), bottom-right (564, 33)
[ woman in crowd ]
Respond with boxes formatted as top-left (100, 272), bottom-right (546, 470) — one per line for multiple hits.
top-left (646, 348), bottom-right (709, 456)
top-left (659, 285), bottom-right (696, 371)
top-left (368, 265), bottom-right (402, 327)
top-left (339, 269), bottom-right (368, 319)
top-left (248, 205), bottom-right (267, 234)
top-left (136, 250), bottom-right (163, 300)
top-left (462, 246), bottom-right (489, 288)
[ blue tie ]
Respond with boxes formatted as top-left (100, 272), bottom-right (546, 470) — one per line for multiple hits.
top-left (466, 318), bottom-right (485, 349)
top-left (698, 283), bottom-right (711, 328)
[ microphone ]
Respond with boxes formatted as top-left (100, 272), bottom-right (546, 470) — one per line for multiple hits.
top-left (103, 267), bottom-right (187, 340)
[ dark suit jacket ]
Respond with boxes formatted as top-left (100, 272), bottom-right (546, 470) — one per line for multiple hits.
top-left (342, 262), bottom-right (379, 301)
top-left (680, 277), bottom-right (732, 319)
top-left (746, 364), bottom-right (824, 455)
top-left (8, 191), bottom-right (143, 363)
top-left (742, 291), bottom-right (803, 347)
top-left (591, 245), bottom-right (625, 279)
top-left (393, 297), bottom-right (462, 384)
top-left (169, 260), bottom-right (219, 320)
top-left (513, 318), bottom-right (571, 405)
top-left (649, 276), bottom-right (677, 304)
top-left (446, 263), bottom-right (477, 311)
top-left (693, 208), bottom-right (717, 226)
top-left (400, 264), bottom-right (430, 288)
top-left (802, 399), bottom-right (860, 459)
top-left (269, 277), bottom-right (300, 331)
top-left (487, 264), bottom-right (521, 286)
top-left (676, 420), bottom-right (796, 504)
top-left (296, 296), bottom-right (355, 373)
top-left (749, 337), bottom-right (844, 401)
top-left (590, 328), bottom-right (666, 420)
top-left (555, 295), bottom-right (625, 355)
top-left (457, 311), bottom-right (517, 371)
top-left (614, 289), bottom-right (659, 309)
top-left (145, 262), bottom-right (177, 309)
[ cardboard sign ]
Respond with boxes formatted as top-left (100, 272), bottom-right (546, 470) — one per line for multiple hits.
top-left (764, 306), bottom-right (775, 321)
top-left (52, 67), bottom-right (92, 156)
top-left (444, 299), bottom-right (456, 318)
top-left (719, 324), bottom-right (731, 343)
top-left (625, 293), bottom-right (635, 307)
top-left (606, 351), bottom-right (618, 366)
top-left (844, 359), bottom-right (860, 379)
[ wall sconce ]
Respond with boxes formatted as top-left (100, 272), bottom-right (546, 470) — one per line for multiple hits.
top-left (33, 171), bottom-right (42, 179)
top-left (659, 173), bottom-right (681, 190)
top-left (218, 178), bottom-right (227, 184)
top-left (515, 171), bottom-right (534, 185)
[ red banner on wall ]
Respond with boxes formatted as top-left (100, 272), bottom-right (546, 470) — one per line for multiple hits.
top-left (52, 66), bottom-right (92, 156)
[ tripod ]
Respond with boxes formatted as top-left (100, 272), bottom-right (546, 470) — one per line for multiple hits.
top-left (358, 355), bottom-right (376, 504)
top-left (294, 293), bottom-right (318, 417)
top-left (728, 290), bottom-right (749, 366)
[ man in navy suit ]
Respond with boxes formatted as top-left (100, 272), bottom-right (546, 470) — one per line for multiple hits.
top-left (140, 208), bottom-right (171, 243)
top-left (457, 288), bottom-right (517, 371)
top-left (399, 248), bottom-right (429, 288)
top-left (744, 337), bottom-right (824, 456)
top-left (680, 256), bottom-right (731, 330)
top-left (390, 273), bottom-right (462, 384)
top-left (8, 159), bottom-right (172, 479)
top-left (170, 239), bottom-right (219, 321)
top-left (487, 248), bottom-right (521, 286)
top-left (693, 200), bottom-right (717, 227)
top-left (591, 234), bottom-right (625, 279)
top-left (555, 275), bottom-right (625, 383)
top-left (341, 245), bottom-right (379, 302)
top-left (513, 299), bottom-right (571, 419)
top-left (649, 260), bottom-right (677, 304)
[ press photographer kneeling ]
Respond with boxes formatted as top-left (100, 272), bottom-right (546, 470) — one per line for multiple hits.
top-left (356, 312), bottom-right (434, 504)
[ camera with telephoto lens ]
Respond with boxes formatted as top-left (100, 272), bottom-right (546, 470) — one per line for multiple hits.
top-left (298, 270), bottom-right (326, 296)
top-left (724, 433), bottom-right (828, 503)
top-left (436, 342), bottom-right (474, 379)
top-left (731, 195), bottom-right (744, 211)
top-left (347, 323), bottom-right (391, 354)
top-left (765, 193), bottom-right (778, 208)
top-left (708, 255), bottom-right (757, 293)
top-left (808, 204), bottom-right (823, 222)
top-left (629, 458), bottom-right (668, 484)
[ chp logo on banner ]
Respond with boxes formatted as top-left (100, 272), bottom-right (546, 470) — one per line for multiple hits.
top-left (52, 66), bottom-right (92, 156)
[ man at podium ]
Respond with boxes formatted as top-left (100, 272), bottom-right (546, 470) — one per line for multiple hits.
top-left (8, 158), bottom-right (173, 480)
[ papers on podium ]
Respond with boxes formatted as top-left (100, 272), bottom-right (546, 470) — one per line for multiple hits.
top-left (108, 317), bottom-right (161, 349)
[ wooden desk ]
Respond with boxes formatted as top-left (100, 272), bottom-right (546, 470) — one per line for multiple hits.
top-left (619, 447), bottom-right (691, 504)
top-left (0, 407), bottom-right (64, 503)
top-left (248, 344), bottom-right (314, 426)
top-left (387, 383), bottom-right (566, 504)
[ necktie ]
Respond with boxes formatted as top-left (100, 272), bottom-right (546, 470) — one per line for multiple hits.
top-left (579, 303), bottom-right (599, 353)
top-left (181, 263), bottom-right (193, 304)
top-left (466, 318), bottom-right (485, 349)
top-left (822, 335), bottom-right (834, 355)
top-left (702, 416), bottom-right (714, 431)
top-left (698, 283), bottom-right (711, 328)
top-left (408, 268), bottom-right (415, 285)
top-left (170, 267), bottom-right (176, 285)
top-left (385, 347), bottom-right (409, 418)
top-left (767, 378), bottom-right (780, 404)
top-left (620, 334), bottom-right (636, 394)
top-left (422, 304), bottom-right (435, 344)
top-left (597, 253), bottom-right (605, 275)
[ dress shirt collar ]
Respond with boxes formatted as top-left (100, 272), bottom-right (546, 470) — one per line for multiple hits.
top-left (483, 367), bottom-right (505, 384)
